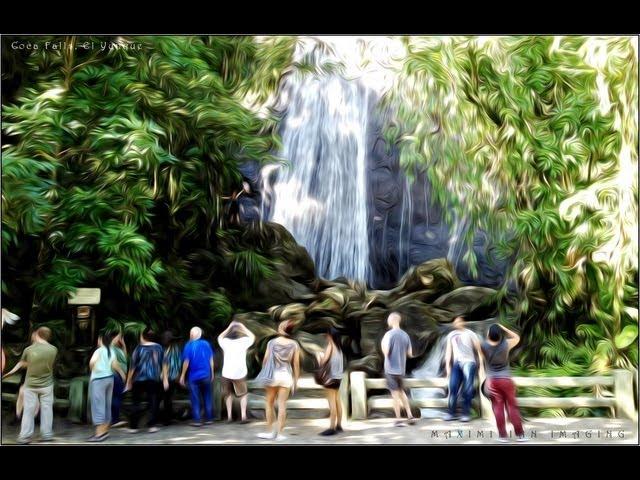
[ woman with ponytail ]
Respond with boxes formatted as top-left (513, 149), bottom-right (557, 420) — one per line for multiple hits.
top-left (88, 330), bottom-right (126, 442)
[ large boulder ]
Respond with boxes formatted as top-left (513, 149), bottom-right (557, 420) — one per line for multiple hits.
top-left (432, 286), bottom-right (498, 321)
top-left (388, 258), bottom-right (460, 301)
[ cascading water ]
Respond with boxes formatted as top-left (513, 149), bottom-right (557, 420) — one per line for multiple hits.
top-left (410, 336), bottom-right (449, 419)
top-left (263, 37), bottom-right (405, 282)
top-left (267, 71), bottom-right (371, 281)
top-left (256, 37), bottom-right (504, 287)
top-left (398, 175), bottom-right (413, 276)
top-left (447, 213), bottom-right (470, 271)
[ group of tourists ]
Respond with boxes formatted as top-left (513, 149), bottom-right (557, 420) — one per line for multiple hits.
top-left (384, 313), bottom-right (526, 442)
top-left (2, 312), bottom-right (525, 443)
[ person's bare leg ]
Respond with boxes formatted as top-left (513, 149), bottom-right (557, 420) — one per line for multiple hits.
top-left (276, 387), bottom-right (290, 435)
top-left (400, 391), bottom-right (414, 420)
top-left (265, 387), bottom-right (277, 431)
top-left (336, 390), bottom-right (343, 429)
top-left (240, 395), bottom-right (248, 421)
top-left (327, 389), bottom-right (337, 429)
top-left (225, 395), bottom-right (233, 421)
top-left (390, 390), bottom-right (402, 419)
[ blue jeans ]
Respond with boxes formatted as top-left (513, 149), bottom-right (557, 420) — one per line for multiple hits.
top-left (448, 361), bottom-right (477, 416)
top-left (111, 374), bottom-right (125, 424)
top-left (189, 377), bottom-right (213, 422)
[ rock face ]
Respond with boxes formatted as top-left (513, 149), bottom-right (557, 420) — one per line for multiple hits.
top-left (238, 101), bottom-right (509, 291)
top-left (365, 107), bottom-right (508, 290)
top-left (232, 255), bottom-right (499, 377)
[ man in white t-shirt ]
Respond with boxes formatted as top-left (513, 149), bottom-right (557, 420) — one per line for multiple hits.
top-left (444, 316), bottom-right (484, 422)
top-left (218, 320), bottom-right (255, 423)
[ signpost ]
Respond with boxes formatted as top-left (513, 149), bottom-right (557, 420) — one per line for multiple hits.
top-left (68, 288), bottom-right (101, 380)
top-left (68, 288), bottom-right (101, 305)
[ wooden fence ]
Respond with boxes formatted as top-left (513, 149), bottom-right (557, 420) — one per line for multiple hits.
top-left (237, 376), bottom-right (349, 424)
top-left (3, 370), bottom-right (634, 423)
top-left (349, 370), bottom-right (636, 420)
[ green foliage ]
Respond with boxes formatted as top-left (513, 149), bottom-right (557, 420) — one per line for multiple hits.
top-left (385, 36), bottom-right (638, 375)
top-left (2, 35), bottom-right (295, 338)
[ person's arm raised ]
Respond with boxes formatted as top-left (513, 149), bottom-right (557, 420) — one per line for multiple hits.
top-left (218, 323), bottom-right (234, 344)
top-left (242, 324), bottom-right (256, 344)
top-left (499, 324), bottom-right (521, 350)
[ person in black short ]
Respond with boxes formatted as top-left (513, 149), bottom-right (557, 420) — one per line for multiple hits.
top-left (315, 327), bottom-right (345, 436)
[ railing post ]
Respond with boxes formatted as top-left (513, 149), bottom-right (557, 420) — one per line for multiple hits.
top-left (213, 376), bottom-right (223, 420)
top-left (68, 376), bottom-right (88, 424)
top-left (339, 373), bottom-right (350, 425)
top-left (350, 371), bottom-right (367, 420)
top-left (613, 369), bottom-right (635, 419)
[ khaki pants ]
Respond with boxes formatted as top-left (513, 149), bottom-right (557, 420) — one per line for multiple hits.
top-left (19, 385), bottom-right (54, 441)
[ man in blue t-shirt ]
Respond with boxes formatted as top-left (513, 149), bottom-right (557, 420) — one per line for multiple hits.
top-left (180, 327), bottom-right (215, 426)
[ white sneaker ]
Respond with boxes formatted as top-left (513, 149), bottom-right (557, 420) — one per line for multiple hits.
top-left (497, 437), bottom-right (510, 443)
top-left (517, 436), bottom-right (530, 443)
top-left (275, 434), bottom-right (288, 441)
top-left (257, 432), bottom-right (276, 440)
top-left (147, 427), bottom-right (160, 433)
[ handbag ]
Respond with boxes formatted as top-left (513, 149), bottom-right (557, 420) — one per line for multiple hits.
top-left (314, 358), bottom-right (332, 386)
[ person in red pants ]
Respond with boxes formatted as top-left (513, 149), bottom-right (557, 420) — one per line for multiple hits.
top-left (480, 324), bottom-right (527, 443)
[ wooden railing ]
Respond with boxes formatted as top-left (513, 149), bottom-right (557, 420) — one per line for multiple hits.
top-left (4, 370), bottom-right (634, 423)
top-left (237, 375), bottom-right (349, 424)
top-left (349, 370), bottom-right (636, 420)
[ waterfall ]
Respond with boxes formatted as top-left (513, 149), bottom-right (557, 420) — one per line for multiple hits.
top-left (398, 175), bottom-right (413, 276)
top-left (261, 37), bottom-right (410, 283)
top-left (266, 40), bottom-right (377, 282)
top-left (411, 336), bottom-right (448, 419)
top-left (447, 213), bottom-right (470, 271)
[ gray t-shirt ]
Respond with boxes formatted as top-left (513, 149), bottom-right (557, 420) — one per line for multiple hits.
top-left (382, 329), bottom-right (411, 375)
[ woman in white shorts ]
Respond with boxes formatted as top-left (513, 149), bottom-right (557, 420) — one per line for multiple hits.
top-left (255, 320), bottom-right (300, 441)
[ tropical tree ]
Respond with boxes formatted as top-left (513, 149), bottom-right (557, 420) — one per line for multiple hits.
top-left (2, 35), bottom-right (296, 338)
top-left (384, 36), bottom-right (638, 374)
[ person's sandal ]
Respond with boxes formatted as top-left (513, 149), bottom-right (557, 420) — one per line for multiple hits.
top-left (320, 428), bottom-right (337, 436)
top-left (87, 432), bottom-right (109, 442)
